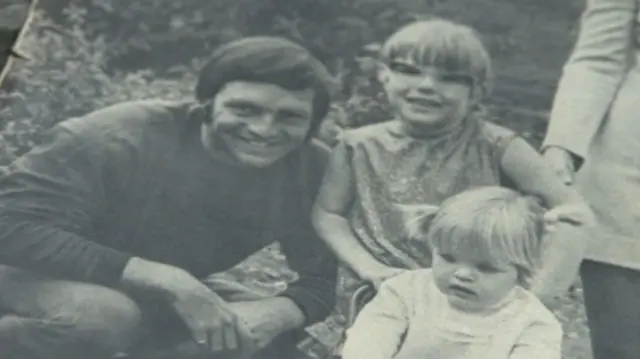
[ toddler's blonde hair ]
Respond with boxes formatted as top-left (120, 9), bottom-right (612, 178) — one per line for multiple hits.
top-left (409, 186), bottom-right (545, 287)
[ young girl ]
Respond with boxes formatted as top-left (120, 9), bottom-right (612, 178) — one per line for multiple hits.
top-left (300, 17), bottom-right (590, 358)
top-left (341, 187), bottom-right (563, 359)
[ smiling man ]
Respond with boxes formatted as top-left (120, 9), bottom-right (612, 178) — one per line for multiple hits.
top-left (0, 36), bottom-right (338, 359)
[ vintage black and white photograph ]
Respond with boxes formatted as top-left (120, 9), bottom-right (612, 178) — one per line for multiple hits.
top-left (0, 0), bottom-right (635, 358)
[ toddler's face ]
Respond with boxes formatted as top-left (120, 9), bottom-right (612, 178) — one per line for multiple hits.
top-left (432, 249), bottom-right (518, 312)
top-left (378, 58), bottom-right (475, 136)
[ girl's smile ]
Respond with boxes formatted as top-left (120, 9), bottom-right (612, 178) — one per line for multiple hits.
top-left (378, 60), bottom-right (477, 136)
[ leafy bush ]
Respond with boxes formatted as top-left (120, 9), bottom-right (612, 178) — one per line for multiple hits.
top-left (39, 0), bottom-right (581, 88)
top-left (2, 0), bottom-right (584, 162)
top-left (0, 7), bottom-right (197, 163)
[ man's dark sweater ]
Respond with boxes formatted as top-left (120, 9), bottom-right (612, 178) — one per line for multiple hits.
top-left (0, 99), bottom-right (337, 324)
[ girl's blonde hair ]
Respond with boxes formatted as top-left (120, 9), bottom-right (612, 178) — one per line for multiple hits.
top-left (408, 187), bottom-right (545, 287)
top-left (380, 18), bottom-right (493, 98)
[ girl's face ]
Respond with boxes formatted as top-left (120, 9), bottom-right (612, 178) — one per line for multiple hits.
top-left (378, 58), bottom-right (476, 136)
top-left (432, 248), bottom-right (519, 313)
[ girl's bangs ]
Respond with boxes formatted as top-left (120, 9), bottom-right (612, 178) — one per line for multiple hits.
top-left (381, 20), bottom-right (491, 83)
top-left (410, 39), bottom-right (485, 77)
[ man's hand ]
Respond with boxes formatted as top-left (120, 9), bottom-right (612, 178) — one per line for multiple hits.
top-left (170, 277), bottom-right (242, 354)
top-left (543, 146), bottom-right (576, 185)
top-left (120, 258), bottom-right (252, 356)
top-left (229, 297), bottom-right (305, 350)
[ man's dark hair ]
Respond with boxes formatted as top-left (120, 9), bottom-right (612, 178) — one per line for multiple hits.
top-left (195, 36), bottom-right (337, 136)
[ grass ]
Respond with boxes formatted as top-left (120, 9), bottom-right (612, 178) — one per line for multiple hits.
top-left (557, 283), bottom-right (592, 359)
top-left (222, 244), bottom-right (593, 359)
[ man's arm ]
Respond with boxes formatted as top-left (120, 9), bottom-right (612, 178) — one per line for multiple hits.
top-left (276, 140), bottom-right (339, 328)
top-left (0, 119), bottom-right (135, 286)
top-left (277, 228), bottom-right (338, 328)
top-left (0, 103), bottom-right (252, 355)
top-left (543, 0), bottom-right (637, 160)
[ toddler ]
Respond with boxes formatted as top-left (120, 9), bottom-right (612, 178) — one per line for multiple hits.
top-left (341, 187), bottom-right (563, 359)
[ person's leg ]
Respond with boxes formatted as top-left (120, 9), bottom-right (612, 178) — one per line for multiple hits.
top-left (0, 314), bottom-right (89, 359)
top-left (0, 265), bottom-right (142, 359)
top-left (131, 324), bottom-right (310, 359)
top-left (580, 260), bottom-right (640, 359)
top-left (254, 330), bottom-right (312, 359)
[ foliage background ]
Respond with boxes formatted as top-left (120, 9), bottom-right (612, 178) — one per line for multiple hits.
top-left (0, 0), bottom-right (592, 357)
top-left (2, 0), bottom-right (585, 158)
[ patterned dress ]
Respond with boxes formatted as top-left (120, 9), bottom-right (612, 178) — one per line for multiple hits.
top-left (299, 117), bottom-right (518, 358)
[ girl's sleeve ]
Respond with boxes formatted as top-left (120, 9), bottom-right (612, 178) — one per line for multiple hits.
top-left (341, 272), bottom-right (414, 359)
top-left (543, 0), bottom-right (638, 161)
top-left (510, 318), bottom-right (563, 359)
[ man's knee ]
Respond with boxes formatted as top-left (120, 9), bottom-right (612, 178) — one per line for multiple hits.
top-left (63, 287), bottom-right (142, 351)
top-left (0, 267), bottom-right (142, 355)
top-left (0, 314), bottom-right (76, 358)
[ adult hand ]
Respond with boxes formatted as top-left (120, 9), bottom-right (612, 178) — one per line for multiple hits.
top-left (544, 203), bottom-right (596, 233)
top-left (229, 297), bottom-right (305, 350)
top-left (543, 146), bottom-right (576, 185)
top-left (170, 277), bottom-right (245, 355)
top-left (120, 258), bottom-right (251, 356)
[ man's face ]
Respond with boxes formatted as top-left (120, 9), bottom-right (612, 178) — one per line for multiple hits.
top-left (201, 81), bottom-right (315, 168)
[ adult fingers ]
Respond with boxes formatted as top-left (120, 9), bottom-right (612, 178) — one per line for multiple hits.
top-left (223, 322), bottom-right (239, 350)
top-left (209, 326), bottom-right (225, 353)
top-left (544, 207), bottom-right (585, 227)
top-left (181, 317), bottom-right (209, 352)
